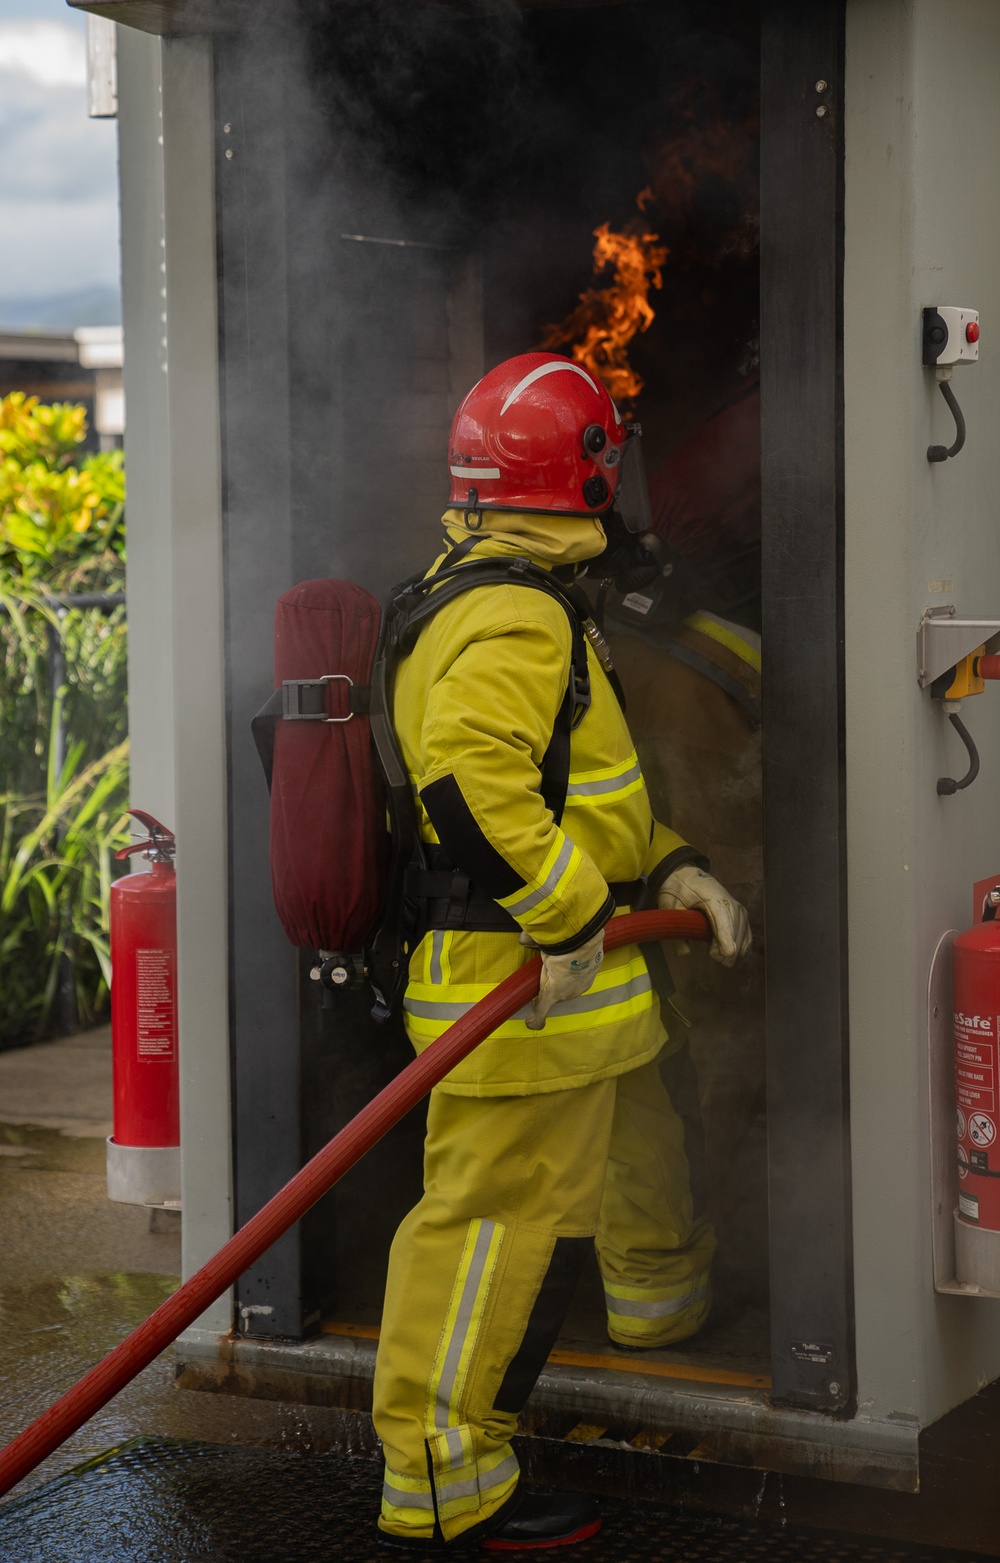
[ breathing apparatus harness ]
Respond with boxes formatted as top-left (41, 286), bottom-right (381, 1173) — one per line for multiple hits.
top-left (369, 548), bottom-right (609, 1018)
top-left (254, 544), bottom-right (657, 1023)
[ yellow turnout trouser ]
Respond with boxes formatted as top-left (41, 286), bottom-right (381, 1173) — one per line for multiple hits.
top-left (373, 1057), bottom-right (715, 1543)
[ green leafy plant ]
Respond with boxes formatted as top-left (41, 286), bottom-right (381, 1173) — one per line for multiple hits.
top-left (0, 393), bottom-right (124, 581)
top-left (0, 394), bottom-right (128, 1046)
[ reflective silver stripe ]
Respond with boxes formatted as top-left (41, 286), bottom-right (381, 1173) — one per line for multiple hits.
top-left (566, 759), bottom-right (642, 798)
top-left (501, 836), bottom-right (574, 919)
top-left (382, 1479), bottom-right (435, 1511)
top-left (382, 1451), bottom-right (519, 1516)
top-left (540, 970), bottom-right (651, 1017)
top-left (405, 969), bottom-right (653, 1025)
top-left (434, 1220), bottom-right (499, 1428)
top-left (406, 996), bottom-right (471, 1021)
top-left (440, 1451), bottom-right (519, 1503)
top-left (604, 1279), bottom-right (709, 1319)
top-left (443, 1426), bottom-right (465, 1470)
top-left (450, 464), bottom-right (501, 480)
top-left (430, 931), bottom-right (445, 985)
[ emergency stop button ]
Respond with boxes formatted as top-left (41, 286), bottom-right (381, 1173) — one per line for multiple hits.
top-left (923, 305), bottom-right (980, 365)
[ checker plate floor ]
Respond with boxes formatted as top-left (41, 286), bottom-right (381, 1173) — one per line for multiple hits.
top-left (0, 1439), bottom-right (991, 1563)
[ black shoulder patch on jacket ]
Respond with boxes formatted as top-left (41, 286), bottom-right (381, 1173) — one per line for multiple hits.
top-left (420, 774), bottom-right (525, 901)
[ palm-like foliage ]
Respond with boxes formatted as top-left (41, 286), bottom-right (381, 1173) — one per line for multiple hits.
top-left (0, 395), bottom-right (128, 1046)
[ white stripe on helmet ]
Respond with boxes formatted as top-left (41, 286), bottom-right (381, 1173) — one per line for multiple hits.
top-left (499, 359), bottom-right (604, 417)
top-left (450, 465), bottom-right (501, 480)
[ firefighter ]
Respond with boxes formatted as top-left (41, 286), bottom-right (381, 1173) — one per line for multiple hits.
top-left (372, 353), bottom-right (751, 1552)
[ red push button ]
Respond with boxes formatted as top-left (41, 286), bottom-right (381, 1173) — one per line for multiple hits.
top-left (967, 320), bottom-right (980, 343)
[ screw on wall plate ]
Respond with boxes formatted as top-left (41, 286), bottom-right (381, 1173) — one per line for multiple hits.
top-left (815, 79), bottom-right (828, 92)
top-left (829, 1381), bottom-right (842, 1396)
top-left (816, 105), bottom-right (828, 117)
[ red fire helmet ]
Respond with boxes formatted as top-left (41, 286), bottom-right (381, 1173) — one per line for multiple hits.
top-left (447, 352), bottom-right (649, 528)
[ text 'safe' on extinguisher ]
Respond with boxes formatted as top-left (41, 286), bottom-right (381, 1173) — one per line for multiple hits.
top-left (106, 810), bottom-right (180, 1210)
top-left (952, 882), bottom-right (1000, 1289)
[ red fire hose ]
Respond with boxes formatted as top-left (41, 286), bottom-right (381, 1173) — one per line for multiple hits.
top-left (0, 909), bottom-right (708, 1499)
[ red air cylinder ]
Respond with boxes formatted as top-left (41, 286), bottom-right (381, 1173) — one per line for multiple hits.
top-left (953, 913), bottom-right (1000, 1233)
top-left (107, 811), bottom-right (180, 1206)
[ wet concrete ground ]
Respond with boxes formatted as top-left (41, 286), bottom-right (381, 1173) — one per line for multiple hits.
top-left (0, 1030), bottom-right (379, 1505)
top-left (0, 1029), bottom-right (997, 1560)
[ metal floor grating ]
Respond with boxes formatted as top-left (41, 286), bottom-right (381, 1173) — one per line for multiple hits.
top-left (0, 1439), bottom-right (992, 1563)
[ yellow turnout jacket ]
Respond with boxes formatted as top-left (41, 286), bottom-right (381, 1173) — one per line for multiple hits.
top-left (393, 509), bottom-right (696, 1096)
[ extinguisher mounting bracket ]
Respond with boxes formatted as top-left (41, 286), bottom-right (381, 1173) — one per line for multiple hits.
top-left (917, 605), bottom-right (1000, 688)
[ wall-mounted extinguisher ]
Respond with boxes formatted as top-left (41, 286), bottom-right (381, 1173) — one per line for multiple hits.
top-left (952, 883), bottom-right (1000, 1289)
top-left (106, 810), bottom-right (181, 1209)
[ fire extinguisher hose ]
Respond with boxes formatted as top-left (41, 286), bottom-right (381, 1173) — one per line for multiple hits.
top-left (0, 909), bottom-right (708, 1500)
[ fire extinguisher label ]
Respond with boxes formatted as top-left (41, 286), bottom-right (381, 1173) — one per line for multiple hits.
top-left (954, 1021), bottom-right (997, 1114)
top-left (969, 1113), bottom-right (997, 1147)
top-left (135, 948), bottom-right (177, 1059)
top-left (952, 984), bottom-right (1000, 1228)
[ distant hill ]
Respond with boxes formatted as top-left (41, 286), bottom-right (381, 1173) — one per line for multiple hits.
top-left (0, 286), bottom-right (121, 331)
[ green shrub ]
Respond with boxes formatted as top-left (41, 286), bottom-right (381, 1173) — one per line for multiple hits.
top-left (0, 395), bottom-right (128, 1046)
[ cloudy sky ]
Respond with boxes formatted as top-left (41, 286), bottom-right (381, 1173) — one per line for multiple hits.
top-left (0, 0), bottom-right (119, 309)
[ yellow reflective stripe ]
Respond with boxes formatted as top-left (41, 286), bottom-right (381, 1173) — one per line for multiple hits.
top-left (425, 1434), bottom-right (519, 1511)
top-left (405, 989), bottom-right (655, 1044)
top-left (604, 1275), bottom-right (710, 1316)
top-left (426, 1219), bottom-right (504, 1433)
top-left (383, 1465), bottom-right (434, 1495)
top-left (434, 1452), bottom-right (518, 1520)
top-left (380, 1497), bottom-right (435, 1526)
top-left (409, 952), bottom-right (649, 1009)
top-left (426, 930), bottom-right (452, 986)
top-left (566, 750), bottom-right (640, 787)
top-left (382, 1445), bottom-right (519, 1532)
top-left (418, 929), bottom-right (455, 985)
top-left (563, 773), bottom-right (644, 808)
top-left (684, 611), bottom-right (762, 672)
top-left (563, 751), bottom-right (644, 809)
top-left (405, 956), bottom-right (657, 1042)
top-left (496, 832), bottom-right (580, 921)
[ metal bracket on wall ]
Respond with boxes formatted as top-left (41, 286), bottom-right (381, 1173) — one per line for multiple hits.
top-left (917, 605), bottom-right (1000, 688)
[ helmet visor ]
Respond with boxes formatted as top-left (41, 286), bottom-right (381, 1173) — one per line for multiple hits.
top-left (613, 425), bottom-right (652, 533)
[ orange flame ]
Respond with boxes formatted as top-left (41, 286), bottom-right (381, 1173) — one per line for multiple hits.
top-left (542, 221), bottom-right (669, 403)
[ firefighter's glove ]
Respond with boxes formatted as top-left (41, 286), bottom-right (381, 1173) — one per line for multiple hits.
top-left (520, 927), bottom-right (605, 1030)
top-left (657, 866), bottom-right (751, 968)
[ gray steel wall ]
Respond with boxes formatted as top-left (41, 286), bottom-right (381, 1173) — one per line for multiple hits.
top-left (845, 0), bottom-right (1000, 1427)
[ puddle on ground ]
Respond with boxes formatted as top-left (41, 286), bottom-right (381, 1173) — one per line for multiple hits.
top-left (0, 1123), bottom-right (106, 1174)
top-left (0, 1270), bottom-right (181, 1497)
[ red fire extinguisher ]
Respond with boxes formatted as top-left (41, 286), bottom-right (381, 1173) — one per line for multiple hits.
top-left (952, 886), bottom-right (1000, 1283)
top-left (106, 811), bottom-right (180, 1208)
